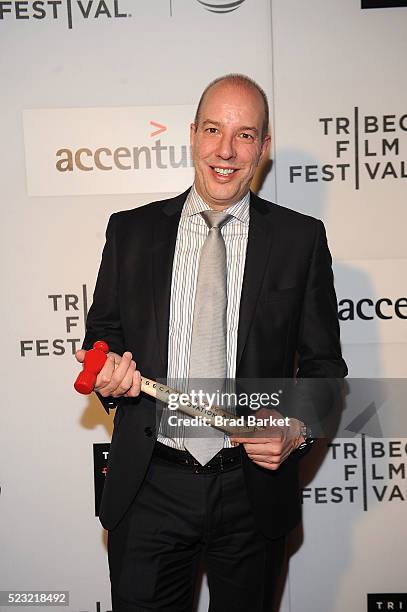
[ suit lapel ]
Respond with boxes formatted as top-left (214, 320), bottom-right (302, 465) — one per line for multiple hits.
top-left (236, 192), bottom-right (275, 369)
top-left (152, 189), bottom-right (190, 375)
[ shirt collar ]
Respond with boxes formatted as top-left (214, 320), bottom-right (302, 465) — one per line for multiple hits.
top-left (182, 185), bottom-right (250, 224)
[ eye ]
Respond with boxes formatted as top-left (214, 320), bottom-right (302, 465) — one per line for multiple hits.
top-left (205, 127), bottom-right (219, 134)
top-left (238, 132), bottom-right (254, 140)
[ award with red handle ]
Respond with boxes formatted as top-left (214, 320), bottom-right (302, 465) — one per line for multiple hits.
top-left (74, 340), bottom-right (109, 395)
top-left (73, 341), bottom-right (262, 435)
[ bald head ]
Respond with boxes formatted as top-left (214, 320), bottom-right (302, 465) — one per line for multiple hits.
top-left (194, 74), bottom-right (270, 141)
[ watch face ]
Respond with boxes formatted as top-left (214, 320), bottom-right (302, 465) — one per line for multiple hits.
top-left (298, 437), bottom-right (314, 451)
top-left (305, 426), bottom-right (312, 439)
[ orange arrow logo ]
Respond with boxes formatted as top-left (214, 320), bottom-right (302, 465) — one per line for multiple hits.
top-left (149, 120), bottom-right (167, 137)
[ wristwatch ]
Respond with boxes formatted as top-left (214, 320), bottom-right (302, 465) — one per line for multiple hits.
top-left (297, 423), bottom-right (314, 451)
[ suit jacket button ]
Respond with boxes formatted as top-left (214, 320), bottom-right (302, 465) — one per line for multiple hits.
top-left (144, 427), bottom-right (153, 437)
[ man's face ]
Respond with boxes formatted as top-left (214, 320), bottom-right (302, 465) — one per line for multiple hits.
top-left (190, 82), bottom-right (270, 210)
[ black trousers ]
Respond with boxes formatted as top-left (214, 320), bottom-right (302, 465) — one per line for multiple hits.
top-left (108, 454), bottom-right (286, 612)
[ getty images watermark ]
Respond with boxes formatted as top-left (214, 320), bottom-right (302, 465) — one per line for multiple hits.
top-left (166, 389), bottom-right (290, 429)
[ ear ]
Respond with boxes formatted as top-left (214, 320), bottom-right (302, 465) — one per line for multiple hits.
top-left (190, 122), bottom-right (197, 146)
top-left (259, 133), bottom-right (271, 162)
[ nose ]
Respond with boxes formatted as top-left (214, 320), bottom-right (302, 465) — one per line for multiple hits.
top-left (216, 133), bottom-right (236, 160)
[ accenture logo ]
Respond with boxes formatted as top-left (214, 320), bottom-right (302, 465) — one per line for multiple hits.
top-left (196, 0), bottom-right (246, 14)
top-left (338, 296), bottom-right (407, 321)
top-left (55, 119), bottom-right (192, 173)
top-left (23, 105), bottom-right (195, 196)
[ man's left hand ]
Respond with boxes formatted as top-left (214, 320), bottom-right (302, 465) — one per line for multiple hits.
top-left (230, 409), bottom-right (305, 471)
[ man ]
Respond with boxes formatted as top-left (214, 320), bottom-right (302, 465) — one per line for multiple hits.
top-left (76, 74), bottom-right (347, 611)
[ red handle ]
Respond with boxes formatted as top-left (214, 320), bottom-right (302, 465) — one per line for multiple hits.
top-left (74, 341), bottom-right (110, 395)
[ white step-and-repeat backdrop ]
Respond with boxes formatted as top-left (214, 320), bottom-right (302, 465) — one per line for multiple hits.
top-left (1, 1), bottom-right (406, 611)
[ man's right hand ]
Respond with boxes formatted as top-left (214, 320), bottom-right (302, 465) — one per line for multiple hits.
top-left (75, 350), bottom-right (141, 398)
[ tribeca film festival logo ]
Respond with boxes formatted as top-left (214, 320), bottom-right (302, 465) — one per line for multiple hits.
top-left (0, 0), bottom-right (248, 25)
top-left (302, 437), bottom-right (407, 508)
top-left (195, 0), bottom-right (246, 14)
top-left (93, 443), bottom-right (110, 517)
top-left (0, 0), bottom-right (132, 29)
top-left (289, 111), bottom-right (407, 189)
top-left (19, 285), bottom-right (88, 357)
top-left (362, 0), bottom-right (407, 8)
top-left (92, 432), bottom-right (407, 510)
top-left (367, 593), bottom-right (407, 611)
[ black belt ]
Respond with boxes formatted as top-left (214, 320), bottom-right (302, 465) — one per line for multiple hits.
top-left (153, 441), bottom-right (242, 474)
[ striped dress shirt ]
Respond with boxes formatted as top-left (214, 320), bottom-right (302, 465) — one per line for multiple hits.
top-left (158, 185), bottom-right (250, 449)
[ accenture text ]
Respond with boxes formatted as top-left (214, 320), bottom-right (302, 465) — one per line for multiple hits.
top-left (55, 140), bottom-right (193, 172)
top-left (338, 297), bottom-right (407, 321)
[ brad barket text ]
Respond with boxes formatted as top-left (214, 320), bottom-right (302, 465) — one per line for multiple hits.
top-left (167, 414), bottom-right (291, 429)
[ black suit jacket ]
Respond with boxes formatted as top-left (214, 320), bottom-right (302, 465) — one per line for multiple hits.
top-left (83, 188), bottom-right (347, 537)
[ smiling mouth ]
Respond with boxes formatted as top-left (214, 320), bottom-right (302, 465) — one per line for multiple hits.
top-left (212, 167), bottom-right (237, 176)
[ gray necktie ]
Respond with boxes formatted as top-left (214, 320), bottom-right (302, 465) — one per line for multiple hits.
top-left (185, 210), bottom-right (231, 465)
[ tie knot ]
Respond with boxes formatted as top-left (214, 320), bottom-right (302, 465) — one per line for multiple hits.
top-left (201, 210), bottom-right (231, 230)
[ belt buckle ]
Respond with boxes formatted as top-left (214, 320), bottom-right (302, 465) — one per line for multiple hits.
top-left (190, 452), bottom-right (225, 474)
top-left (206, 452), bottom-right (223, 473)
top-left (191, 456), bottom-right (201, 474)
